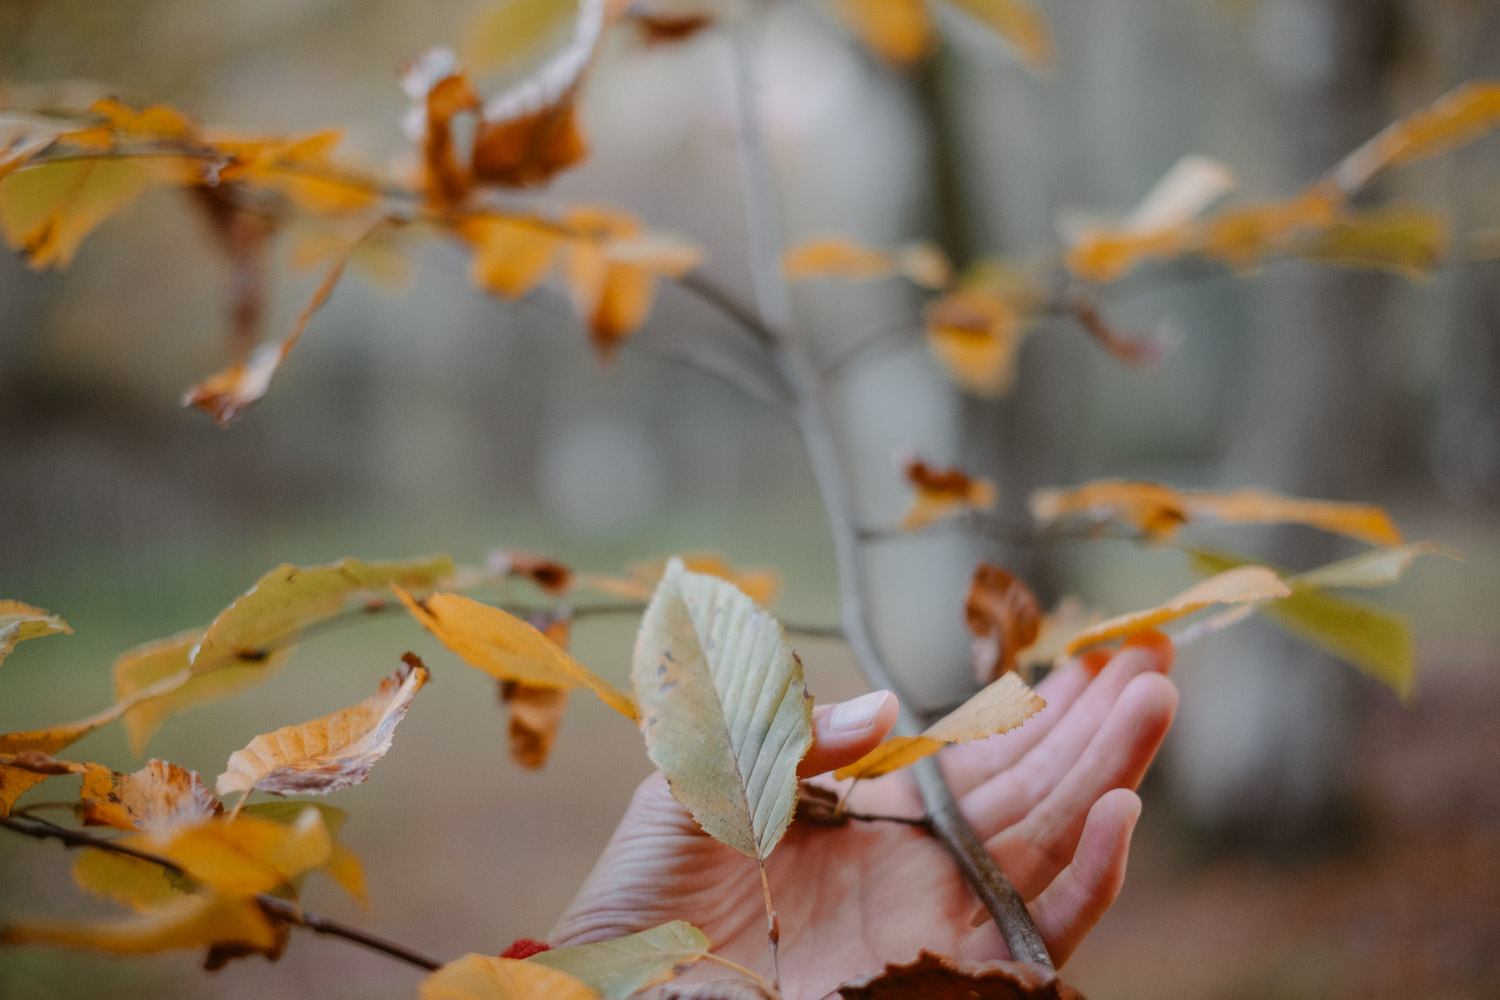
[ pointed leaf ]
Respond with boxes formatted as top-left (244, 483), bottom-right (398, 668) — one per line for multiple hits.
top-left (80, 759), bottom-right (221, 832)
top-left (632, 559), bottom-right (813, 859)
top-left (579, 552), bottom-right (780, 607)
top-left (1062, 566), bottom-right (1291, 656)
top-left (129, 807), bottom-right (333, 898)
top-left (0, 600), bottom-right (71, 667)
top-left (0, 157), bottom-right (175, 269)
top-left (528, 921), bottom-right (710, 999)
top-left (923, 288), bottom-right (1026, 398)
top-left (834, 673), bottom-right (1044, 780)
top-left (0, 892), bottom-right (281, 959)
top-left (1290, 541), bottom-right (1462, 590)
top-left (396, 589), bottom-right (638, 719)
top-left (216, 655), bottom-right (429, 797)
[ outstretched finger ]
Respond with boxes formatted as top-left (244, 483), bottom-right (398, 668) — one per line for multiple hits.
top-left (797, 690), bottom-right (900, 778)
top-left (1028, 787), bottom-right (1141, 966)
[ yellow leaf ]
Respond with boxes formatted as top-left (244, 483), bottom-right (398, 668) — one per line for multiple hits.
top-left (0, 892), bottom-right (281, 959)
top-left (242, 801), bottom-right (368, 907)
top-left (0, 158), bottom-right (167, 269)
top-left (1030, 480), bottom-right (1403, 547)
top-left (1199, 189), bottom-right (1341, 270)
top-left (834, 673), bottom-right (1044, 780)
top-left (85, 98), bottom-right (195, 139)
top-left (422, 954), bottom-right (600, 1000)
top-left (831, 0), bottom-right (934, 64)
top-left (462, 214), bottom-right (562, 300)
top-left (214, 129), bottom-right (382, 214)
top-left (1062, 566), bottom-right (1292, 656)
top-left (942, 0), bottom-right (1056, 70)
top-left (216, 656), bottom-right (428, 797)
top-left (114, 629), bottom-right (291, 755)
top-left (900, 457), bottom-right (998, 530)
top-left (0, 600), bottom-right (72, 667)
top-left (131, 808), bottom-right (332, 898)
top-left (923, 287), bottom-right (1026, 397)
top-left (79, 759), bottom-right (221, 832)
top-left (73, 849), bottom-right (197, 912)
top-left (1292, 205), bottom-right (1448, 278)
top-left (563, 206), bottom-right (656, 360)
top-left (0, 750), bottom-right (84, 817)
top-left (783, 237), bottom-right (896, 281)
top-left (188, 554), bottom-right (455, 674)
top-left (1331, 80), bottom-right (1500, 195)
top-left (465, 0), bottom-right (584, 72)
top-left (632, 559), bottom-right (813, 859)
top-left (396, 589), bottom-right (638, 719)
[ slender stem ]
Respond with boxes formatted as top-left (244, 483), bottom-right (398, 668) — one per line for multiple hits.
top-left (0, 815), bottom-right (444, 972)
top-left (723, 21), bottom-right (1053, 969)
top-left (699, 951), bottom-right (780, 997)
top-left (756, 861), bottom-right (781, 992)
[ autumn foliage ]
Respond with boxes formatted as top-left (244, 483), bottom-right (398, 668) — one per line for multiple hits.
top-left (0, 0), bottom-right (1487, 997)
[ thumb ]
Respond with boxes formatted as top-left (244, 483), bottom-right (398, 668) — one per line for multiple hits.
top-left (798, 690), bottom-right (900, 778)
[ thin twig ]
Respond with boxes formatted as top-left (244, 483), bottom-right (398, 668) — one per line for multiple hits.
top-left (0, 814), bottom-right (444, 972)
top-left (721, 23), bottom-right (1054, 970)
top-left (820, 322), bottom-right (923, 383)
top-left (698, 951), bottom-right (781, 996)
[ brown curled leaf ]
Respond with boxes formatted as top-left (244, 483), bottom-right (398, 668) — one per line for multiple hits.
top-left (965, 563), bottom-right (1042, 683)
top-left (837, 950), bottom-right (1086, 999)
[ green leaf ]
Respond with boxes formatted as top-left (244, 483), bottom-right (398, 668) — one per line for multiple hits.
top-left (529, 921), bottom-right (710, 999)
top-left (632, 558), bottom-right (813, 860)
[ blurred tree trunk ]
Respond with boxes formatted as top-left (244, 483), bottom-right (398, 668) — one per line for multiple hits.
top-left (1165, 0), bottom-right (1401, 839)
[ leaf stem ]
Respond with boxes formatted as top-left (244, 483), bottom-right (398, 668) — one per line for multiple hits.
top-left (699, 951), bottom-right (780, 996)
top-left (0, 814), bottom-right (444, 973)
top-left (756, 861), bottom-right (781, 994)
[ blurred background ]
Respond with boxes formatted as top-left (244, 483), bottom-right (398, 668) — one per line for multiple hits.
top-left (2, 0), bottom-right (1498, 996)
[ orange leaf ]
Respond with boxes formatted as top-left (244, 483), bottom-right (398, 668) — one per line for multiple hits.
top-left (421, 954), bottom-right (600, 1000)
top-left (900, 457), bottom-right (998, 530)
top-left (489, 550), bottom-right (576, 595)
top-left (401, 48), bottom-right (482, 205)
top-left (831, 0), bottom-right (934, 64)
top-left (461, 214), bottom-right (562, 300)
top-left (1030, 480), bottom-right (1403, 546)
top-left (965, 564), bottom-right (1042, 683)
top-left (216, 655), bottom-right (429, 797)
top-left (184, 217), bottom-right (387, 425)
top-left (1330, 80), bottom-right (1500, 195)
top-left (0, 113), bottom-right (67, 180)
top-left (79, 760), bottom-right (221, 832)
top-left (562, 206), bottom-right (656, 359)
top-left (0, 600), bottom-right (72, 667)
top-left (0, 891), bottom-right (283, 962)
top-left (1061, 565), bottom-right (1291, 656)
top-left (0, 750), bottom-right (86, 818)
top-left (834, 673), bottom-right (1044, 780)
top-left (783, 237), bottom-right (896, 280)
top-left (500, 614), bottom-right (573, 769)
top-left (579, 552), bottom-right (782, 607)
top-left (396, 588), bottom-right (638, 719)
top-left (923, 288), bottom-right (1026, 397)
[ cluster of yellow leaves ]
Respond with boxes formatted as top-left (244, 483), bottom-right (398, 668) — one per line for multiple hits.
top-left (900, 457), bottom-right (998, 529)
top-left (1066, 81), bottom-right (1500, 283)
top-left (831, 0), bottom-right (1055, 70)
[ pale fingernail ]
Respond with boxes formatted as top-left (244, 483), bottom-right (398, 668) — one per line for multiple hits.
top-left (829, 691), bottom-right (891, 733)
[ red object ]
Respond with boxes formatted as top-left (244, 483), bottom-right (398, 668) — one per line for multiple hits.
top-left (500, 938), bottom-right (552, 960)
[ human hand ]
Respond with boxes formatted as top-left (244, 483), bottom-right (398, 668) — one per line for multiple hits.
top-left (550, 636), bottom-right (1177, 999)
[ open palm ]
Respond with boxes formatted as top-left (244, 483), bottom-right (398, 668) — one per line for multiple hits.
top-left (550, 639), bottom-right (1177, 1000)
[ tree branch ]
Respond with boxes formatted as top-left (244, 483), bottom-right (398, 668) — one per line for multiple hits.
top-left (722, 24), bottom-right (1053, 968)
top-left (0, 814), bottom-right (444, 972)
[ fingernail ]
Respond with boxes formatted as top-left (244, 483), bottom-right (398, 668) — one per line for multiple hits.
top-left (829, 691), bottom-right (891, 733)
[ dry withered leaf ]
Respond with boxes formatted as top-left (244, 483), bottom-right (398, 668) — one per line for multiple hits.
top-left (1062, 565), bottom-right (1290, 657)
top-left (0, 700), bottom-right (153, 815)
top-left (837, 950), bottom-right (1085, 999)
top-left (216, 655), bottom-right (429, 797)
top-left (422, 953), bottom-right (600, 1000)
top-left (396, 588), bottom-right (638, 719)
top-left (189, 185), bottom-right (276, 362)
top-left (923, 288), bottom-right (1026, 398)
top-left (900, 457), bottom-right (998, 530)
top-left (0, 600), bottom-right (72, 667)
top-left (401, 48), bottom-right (482, 204)
top-left (562, 205), bottom-right (657, 361)
top-left (1030, 480), bottom-right (1403, 547)
top-left (1068, 299), bottom-right (1178, 369)
top-left (211, 128), bottom-right (382, 214)
top-left (80, 759), bottom-right (221, 832)
top-left (965, 563), bottom-right (1042, 683)
top-left (834, 673), bottom-right (1044, 780)
top-left (184, 216), bottom-right (391, 425)
top-left (489, 549), bottom-right (576, 595)
top-left (632, 559), bottom-right (812, 859)
top-left (0, 750), bottom-right (85, 817)
top-left (500, 613), bottom-right (573, 769)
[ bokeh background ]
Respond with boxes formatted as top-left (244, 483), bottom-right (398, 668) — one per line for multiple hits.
top-left (3, 0), bottom-right (1499, 996)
